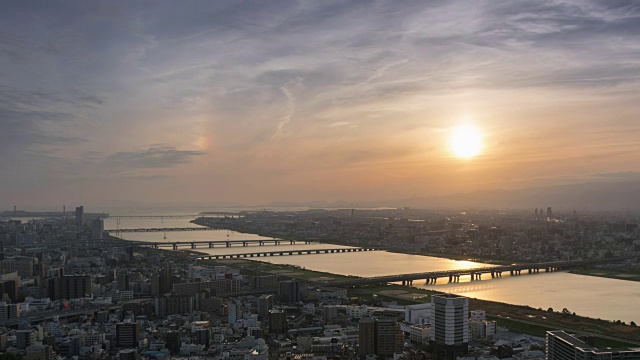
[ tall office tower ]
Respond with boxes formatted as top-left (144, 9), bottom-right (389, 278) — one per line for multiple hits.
top-left (116, 323), bottom-right (140, 349)
top-left (375, 317), bottom-right (404, 359)
top-left (358, 317), bottom-right (403, 357)
top-left (91, 219), bottom-right (104, 240)
top-left (117, 271), bottom-right (130, 291)
top-left (546, 331), bottom-right (640, 360)
top-left (535, 208), bottom-right (539, 218)
top-left (547, 207), bottom-right (553, 218)
top-left (431, 294), bottom-right (469, 359)
top-left (268, 309), bottom-right (287, 334)
top-left (278, 279), bottom-right (300, 304)
top-left (159, 266), bottom-right (173, 294)
top-left (257, 294), bottom-right (273, 320)
top-left (75, 206), bottom-right (84, 226)
top-left (358, 317), bottom-right (376, 355)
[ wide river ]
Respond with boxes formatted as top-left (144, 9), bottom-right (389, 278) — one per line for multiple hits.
top-left (105, 215), bottom-right (640, 323)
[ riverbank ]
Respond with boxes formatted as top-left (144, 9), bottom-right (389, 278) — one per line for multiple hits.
top-left (570, 268), bottom-right (640, 282)
top-left (198, 257), bottom-right (640, 347)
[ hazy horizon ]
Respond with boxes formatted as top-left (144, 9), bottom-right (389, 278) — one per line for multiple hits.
top-left (2, 1), bottom-right (640, 208)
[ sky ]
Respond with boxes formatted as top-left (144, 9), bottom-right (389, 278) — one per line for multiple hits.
top-left (2, 1), bottom-right (640, 208)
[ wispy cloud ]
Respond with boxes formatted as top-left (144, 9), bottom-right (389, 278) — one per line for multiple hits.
top-left (108, 145), bottom-right (206, 169)
top-left (1, 1), bottom-right (640, 205)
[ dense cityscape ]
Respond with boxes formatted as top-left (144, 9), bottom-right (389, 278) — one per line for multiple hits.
top-left (1, 207), bottom-right (639, 360)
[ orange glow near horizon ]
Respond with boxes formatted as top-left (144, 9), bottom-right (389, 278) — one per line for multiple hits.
top-left (450, 124), bottom-right (483, 159)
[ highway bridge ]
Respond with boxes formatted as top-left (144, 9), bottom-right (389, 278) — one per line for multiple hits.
top-left (194, 247), bottom-right (381, 260)
top-left (322, 257), bottom-right (633, 287)
top-left (106, 227), bottom-right (222, 233)
top-left (139, 239), bottom-right (311, 250)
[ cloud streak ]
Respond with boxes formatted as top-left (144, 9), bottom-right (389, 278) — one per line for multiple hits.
top-left (1, 1), bottom-right (640, 206)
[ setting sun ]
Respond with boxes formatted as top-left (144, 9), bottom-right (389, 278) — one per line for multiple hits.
top-left (450, 124), bottom-right (483, 159)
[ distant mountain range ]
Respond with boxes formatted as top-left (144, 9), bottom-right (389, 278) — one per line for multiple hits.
top-left (260, 180), bottom-right (640, 211)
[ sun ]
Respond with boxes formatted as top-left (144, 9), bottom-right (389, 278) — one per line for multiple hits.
top-left (449, 124), bottom-right (483, 159)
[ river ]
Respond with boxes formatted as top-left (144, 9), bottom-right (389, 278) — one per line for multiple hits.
top-left (104, 213), bottom-right (640, 323)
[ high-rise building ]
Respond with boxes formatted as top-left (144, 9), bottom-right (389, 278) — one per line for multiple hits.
top-left (376, 317), bottom-right (404, 358)
top-left (279, 279), bottom-right (300, 304)
top-left (152, 266), bottom-right (173, 295)
top-left (75, 206), bottom-right (84, 226)
top-left (46, 275), bottom-right (92, 300)
top-left (117, 271), bottom-right (130, 291)
top-left (358, 316), bottom-right (403, 357)
top-left (91, 219), bottom-right (104, 240)
top-left (547, 207), bottom-right (553, 218)
top-left (116, 323), bottom-right (140, 349)
top-left (546, 330), bottom-right (640, 360)
top-left (269, 309), bottom-right (287, 334)
top-left (195, 328), bottom-right (210, 347)
top-left (358, 317), bottom-right (376, 355)
top-left (227, 303), bottom-right (237, 325)
top-left (431, 294), bottom-right (469, 359)
top-left (0, 280), bottom-right (18, 303)
top-left (16, 330), bottom-right (36, 349)
top-left (258, 294), bottom-right (273, 320)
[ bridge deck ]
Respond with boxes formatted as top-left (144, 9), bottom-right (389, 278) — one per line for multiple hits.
top-left (195, 247), bottom-right (380, 259)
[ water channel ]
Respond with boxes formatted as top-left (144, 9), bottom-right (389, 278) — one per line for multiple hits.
top-left (104, 215), bottom-right (640, 323)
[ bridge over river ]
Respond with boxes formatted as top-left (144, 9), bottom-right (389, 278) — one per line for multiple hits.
top-left (193, 247), bottom-right (381, 260)
top-left (106, 227), bottom-right (222, 233)
top-left (321, 257), bottom-right (633, 287)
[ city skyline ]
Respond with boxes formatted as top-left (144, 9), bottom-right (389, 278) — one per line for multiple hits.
top-left (2, 1), bottom-right (640, 207)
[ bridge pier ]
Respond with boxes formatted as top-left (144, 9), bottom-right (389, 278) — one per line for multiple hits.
top-left (226, 242), bottom-right (231, 247)
top-left (172, 244), bottom-right (178, 250)
top-left (191, 243), bottom-right (196, 249)
top-left (209, 243), bottom-right (214, 248)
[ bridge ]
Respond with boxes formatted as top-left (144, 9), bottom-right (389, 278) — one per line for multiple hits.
top-left (194, 247), bottom-right (381, 260)
top-left (142, 239), bottom-right (313, 250)
top-left (106, 227), bottom-right (222, 233)
top-left (322, 257), bottom-right (633, 287)
top-left (108, 214), bottom-right (201, 219)
top-left (24, 238), bottom-right (321, 250)
top-left (108, 213), bottom-right (239, 219)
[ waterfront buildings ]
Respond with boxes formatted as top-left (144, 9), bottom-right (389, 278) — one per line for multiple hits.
top-left (546, 331), bottom-right (640, 360)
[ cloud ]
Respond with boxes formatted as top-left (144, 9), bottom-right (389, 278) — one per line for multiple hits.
top-left (108, 145), bottom-right (206, 169)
